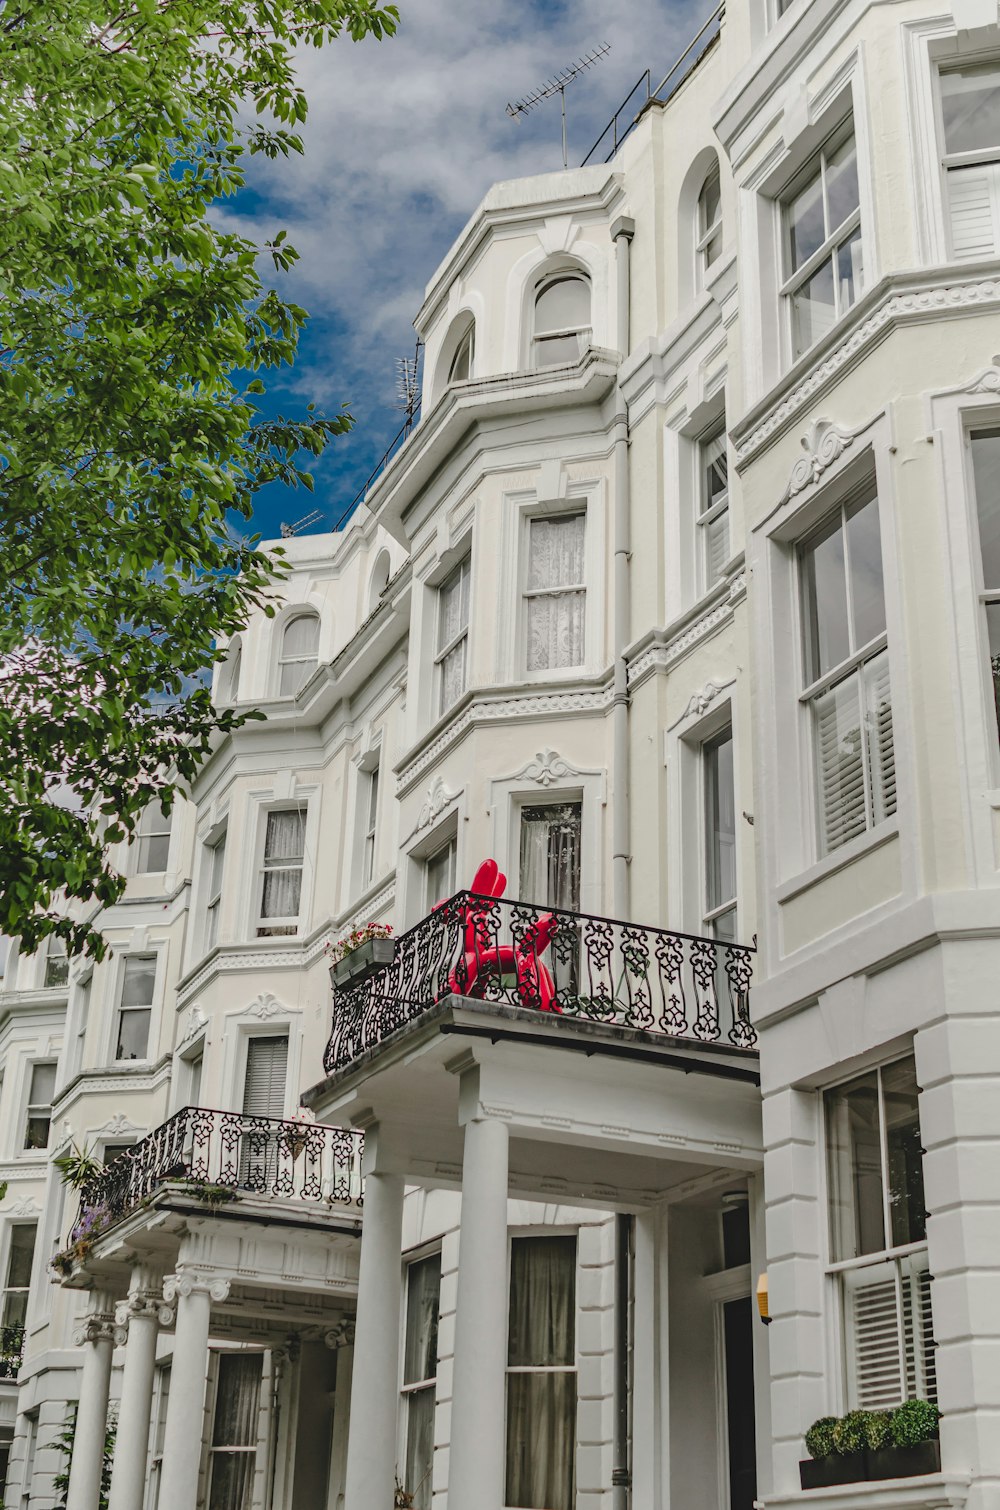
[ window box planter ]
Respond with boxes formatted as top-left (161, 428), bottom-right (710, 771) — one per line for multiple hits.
top-left (799, 1439), bottom-right (940, 1490)
top-left (331, 937), bottom-right (394, 988)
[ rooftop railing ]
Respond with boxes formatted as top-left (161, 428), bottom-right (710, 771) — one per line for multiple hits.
top-left (0, 1323), bottom-right (24, 1381)
top-left (324, 891), bottom-right (755, 1075)
top-left (64, 1108), bottom-right (364, 1251)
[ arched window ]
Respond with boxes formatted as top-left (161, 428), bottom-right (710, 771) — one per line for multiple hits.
top-left (368, 551), bottom-right (391, 613)
top-left (224, 639), bottom-right (242, 703)
top-left (533, 274), bottom-right (591, 368)
top-left (696, 166), bottom-right (723, 285)
top-left (278, 614), bottom-right (319, 696)
top-left (448, 321), bottom-right (475, 384)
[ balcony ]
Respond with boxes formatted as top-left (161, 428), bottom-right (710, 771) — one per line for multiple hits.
top-left (0, 1323), bottom-right (24, 1382)
top-left (58, 1106), bottom-right (365, 1273)
top-left (324, 891), bottom-right (756, 1076)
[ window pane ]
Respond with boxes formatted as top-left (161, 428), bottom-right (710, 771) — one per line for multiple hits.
top-left (29, 1063), bottom-right (55, 1107)
top-left (213, 1354), bottom-right (263, 1447)
top-left (404, 1387), bottom-right (435, 1510)
top-left (117, 1008), bottom-right (150, 1060)
top-left (987, 603), bottom-right (1000, 743)
top-left (526, 590), bottom-right (585, 671)
top-left (826, 134), bottom-right (860, 231)
top-left (208, 1452), bottom-right (255, 1510)
top-left (439, 640), bottom-right (467, 714)
top-left (282, 615), bottom-right (319, 659)
top-left (814, 673), bottom-right (867, 854)
top-left (438, 561), bottom-right (470, 653)
top-left (505, 1372), bottom-right (576, 1510)
top-left (527, 515), bottom-right (584, 587)
top-left (519, 806), bottom-right (582, 915)
top-left (699, 169), bottom-right (721, 236)
top-left (534, 333), bottom-right (583, 367)
top-left (265, 811), bottom-right (305, 862)
top-left (701, 429), bottom-right (728, 515)
top-left (138, 833), bottom-right (171, 872)
top-left (121, 956), bottom-right (155, 1008)
top-left (448, 325), bottom-right (474, 383)
top-left (6, 1227), bottom-right (36, 1290)
top-left (44, 940), bottom-right (69, 988)
top-left (508, 1235), bottom-right (576, 1368)
top-left (836, 224), bottom-right (864, 312)
top-left (705, 731), bottom-right (736, 914)
top-left (260, 867), bottom-right (302, 921)
top-left (803, 514), bottom-right (850, 681)
top-left (426, 840), bottom-right (457, 907)
top-left (940, 63), bottom-right (1000, 155)
top-left (846, 494), bottom-right (886, 649)
top-left (881, 1058), bottom-right (926, 1248)
top-left (786, 164), bottom-right (826, 272)
top-left (971, 429), bottom-right (1000, 589)
top-left (535, 276), bottom-right (590, 335)
top-left (791, 255), bottom-right (836, 357)
top-left (404, 1254), bottom-right (442, 1386)
top-left (827, 1070), bottom-right (885, 1260)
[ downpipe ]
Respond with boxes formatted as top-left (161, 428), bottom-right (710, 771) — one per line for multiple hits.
top-left (611, 214), bottom-right (634, 922)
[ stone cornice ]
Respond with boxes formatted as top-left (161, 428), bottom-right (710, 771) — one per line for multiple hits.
top-left (733, 267), bottom-right (1000, 468)
top-left (627, 573), bottom-right (747, 692)
top-left (52, 1055), bottom-right (172, 1114)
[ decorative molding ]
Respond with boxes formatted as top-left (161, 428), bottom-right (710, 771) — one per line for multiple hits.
top-left (396, 684), bottom-right (614, 792)
top-left (628, 574), bottom-right (747, 690)
top-left (99, 1112), bottom-right (143, 1138)
top-left (324, 1317), bottom-right (356, 1350)
top-left (241, 992), bottom-right (285, 1021)
top-left (735, 275), bottom-right (1000, 465)
top-left (73, 1310), bottom-right (117, 1347)
top-left (163, 1270), bottom-right (231, 1305)
top-left (513, 748), bottom-right (577, 787)
top-left (681, 678), bottom-right (730, 721)
top-left (178, 1002), bottom-right (207, 1050)
top-left (3, 1195), bottom-right (40, 1217)
top-left (966, 354), bottom-right (1000, 393)
top-left (415, 775), bottom-right (460, 831)
top-left (780, 419), bottom-right (857, 501)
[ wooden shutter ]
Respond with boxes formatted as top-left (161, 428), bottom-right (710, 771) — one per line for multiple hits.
top-left (241, 1036), bottom-right (288, 1119)
top-left (814, 674), bottom-right (867, 853)
top-left (845, 1257), bottom-right (936, 1409)
top-left (948, 164), bottom-right (1000, 261)
top-left (865, 653), bottom-right (896, 823)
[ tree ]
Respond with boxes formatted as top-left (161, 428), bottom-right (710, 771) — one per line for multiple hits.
top-left (0, 0), bottom-right (398, 959)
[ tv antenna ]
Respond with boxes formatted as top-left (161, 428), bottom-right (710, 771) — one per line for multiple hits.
top-left (506, 42), bottom-right (611, 169)
top-left (279, 509), bottom-right (323, 537)
top-left (394, 338), bottom-right (423, 437)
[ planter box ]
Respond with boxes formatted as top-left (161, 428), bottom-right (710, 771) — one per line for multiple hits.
top-left (799, 1452), bottom-right (867, 1490)
top-left (799, 1439), bottom-right (941, 1490)
top-left (331, 937), bottom-right (395, 988)
top-left (867, 1439), bottom-right (941, 1480)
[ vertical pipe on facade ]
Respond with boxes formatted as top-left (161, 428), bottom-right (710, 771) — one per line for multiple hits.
top-left (612, 1212), bottom-right (634, 1510)
top-left (611, 216), bottom-right (635, 922)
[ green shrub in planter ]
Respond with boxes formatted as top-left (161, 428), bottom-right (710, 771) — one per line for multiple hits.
top-left (804, 1418), bottom-right (838, 1460)
top-left (832, 1411), bottom-right (869, 1456)
top-left (890, 1399), bottom-right (940, 1449)
top-left (862, 1410), bottom-right (893, 1452)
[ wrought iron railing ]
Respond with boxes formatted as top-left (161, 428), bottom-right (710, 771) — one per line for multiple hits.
top-left (0, 1323), bottom-right (24, 1381)
top-left (324, 891), bottom-right (755, 1074)
top-left (71, 1107), bottom-right (365, 1240)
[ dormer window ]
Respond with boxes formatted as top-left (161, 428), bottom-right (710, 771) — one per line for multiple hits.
top-left (278, 614), bottom-right (319, 696)
top-left (448, 322), bottom-right (475, 383)
top-left (697, 166), bottom-right (723, 285)
top-left (532, 274), bottom-right (591, 368)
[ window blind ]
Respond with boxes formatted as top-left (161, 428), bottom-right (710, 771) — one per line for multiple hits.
top-left (242, 1036), bottom-right (288, 1120)
top-left (846, 1258), bottom-right (936, 1410)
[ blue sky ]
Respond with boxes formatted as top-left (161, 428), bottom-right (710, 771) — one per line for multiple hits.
top-left (221, 0), bottom-right (711, 541)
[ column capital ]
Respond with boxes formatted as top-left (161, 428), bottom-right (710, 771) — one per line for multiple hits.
top-left (114, 1289), bottom-right (164, 1337)
top-left (73, 1310), bottom-right (117, 1347)
top-left (324, 1316), bottom-right (356, 1350)
top-left (163, 1269), bottom-right (231, 1305)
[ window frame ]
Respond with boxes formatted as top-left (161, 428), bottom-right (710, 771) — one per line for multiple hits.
top-left (425, 834), bottom-right (457, 911)
top-left (399, 1249), bottom-right (442, 1510)
top-left (697, 416), bottom-right (730, 593)
top-left (114, 954), bottom-right (157, 1062)
top-left (134, 802), bottom-right (172, 875)
top-left (204, 831), bottom-right (227, 954)
top-left (520, 508), bottom-right (588, 677)
top-left (935, 58), bottom-right (1000, 262)
top-left (824, 1055), bottom-right (935, 1410)
top-left (1, 1223), bottom-right (37, 1335)
top-left (448, 322), bottom-right (475, 384)
top-left (255, 805), bottom-right (307, 938)
top-left (703, 725), bottom-right (737, 942)
top-left (22, 1064), bottom-right (56, 1151)
top-left (362, 765), bottom-right (380, 889)
top-left (967, 425), bottom-right (1000, 762)
top-left (435, 556), bottom-right (471, 718)
top-left (42, 935), bottom-right (69, 989)
top-left (276, 612), bottom-right (320, 699)
top-left (531, 273), bottom-right (592, 369)
top-left (778, 121), bottom-right (864, 363)
top-left (205, 1349), bottom-right (264, 1510)
top-left (696, 165), bottom-right (723, 286)
top-left (505, 1231), bottom-right (578, 1510)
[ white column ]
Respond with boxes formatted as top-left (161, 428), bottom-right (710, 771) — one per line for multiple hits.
top-left (107, 1278), bottom-right (163, 1510)
top-left (66, 1295), bottom-right (116, 1510)
top-left (343, 1169), bottom-right (405, 1510)
top-left (449, 1114), bottom-right (509, 1510)
top-left (157, 1272), bottom-right (230, 1510)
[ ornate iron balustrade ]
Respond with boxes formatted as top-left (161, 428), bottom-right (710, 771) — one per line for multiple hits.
top-left (0, 1324), bottom-right (24, 1381)
top-left (71, 1107), bottom-right (365, 1241)
top-left (324, 891), bottom-right (755, 1074)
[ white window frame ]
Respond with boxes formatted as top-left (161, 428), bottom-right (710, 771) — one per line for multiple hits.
top-left (698, 415), bottom-right (730, 592)
top-left (22, 1064), bottom-right (56, 1151)
top-left (967, 425), bottom-right (1000, 768)
top-left (362, 765), bottom-right (380, 889)
top-left (204, 831), bottom-right (227, 954)
top-left (42, 935), bottom-right (69, 989)
top-left (779, 122), bottom-right (864, 363)
top-left (696, 165), bottom-right (723, 288)
top-left (255, 805), bottom-right (307, 938)
top-left (424, 834), bottom-right (458, 911)
top-left (531, 272), bottom-right (592, 369)
top-left (148, 1364), bottom-right (171, 1510)
top-left (204, 1349), bottom-right (265, 1510)
top-left (935, 56), bottom-right (1000, 262)
top-left (276, 612), bottom-right (320, 698)
top-left (114, 954), bottom-right (157, 1062)
top-left (824, 1056), bottom-right (936, 1410)
top-left (448, 321), bottom-right (475, 384)
top-left (520, 509), bottom-right (588, 677)
top-left (435, 557), bottom-right (471, 718)
top-left (399, 1249), bottom-right (442, 1510)
top-left (1, 1223), bottom-right (37, 1333)
top-left (505, 1230), bottom-right (578, 1510)
top-left (134, 802), bottom-right (172, 875)
top-left (703, 725), bottom-right (737, 942)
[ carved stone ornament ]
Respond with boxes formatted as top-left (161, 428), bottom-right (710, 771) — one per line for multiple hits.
top-left (243, 992), bottom-right (284, 1021)
top-left (163, 1271), bottom-right (231, 1305)
top-left (517, 748), bottom-right (574, 788)
top-left (100, 1112), bottom-right (141, 1138)
top-left (73, 1311), bottom-right (117, 1347)
top-left (967, 355), bottom-right (1000, 394)
top-left (178, 1001), bottom-right (208, 1048)
top-left (682, 679), bottom-right (729, 720)
top-left (415, 775), bottom-right (459, 831)
top-left (324, 1317), bottom-right (356, 1350)
top-left (114, 1290), bottom-right (164, 1333)
top-left (781, 419), bottom-right (857, 502)
top-left (4, 1196), bottom-right (39, 1218)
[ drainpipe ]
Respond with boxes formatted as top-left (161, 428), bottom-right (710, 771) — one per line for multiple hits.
top-left (610, 215), bottom-right (635, 922)
top-left (612, 1212), bottom-right (634, 1510)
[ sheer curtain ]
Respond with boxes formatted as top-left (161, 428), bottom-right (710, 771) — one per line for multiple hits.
top-left (279, 614), bottom-right (319, 695)
top-left (259, 809), bottom-right (305, 929)
top-left (525, 515), bottom-right (586, 672)
top-left (518, 805), bottom-right (581, 913)
top-left (506, 1236), bottom-right (577, 1510)
top-left (208, 1353), bottom-right (263, 1510)
top-left (403, 1254), bottom-right (441, 1510)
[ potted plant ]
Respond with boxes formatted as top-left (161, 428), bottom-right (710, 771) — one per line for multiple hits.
top-left (328, 922), bottom-right (394, 987)
top-left (868, 1400), bottom-right (941, 1480)
top-left (800, 1402), bottom-right (941, 1489)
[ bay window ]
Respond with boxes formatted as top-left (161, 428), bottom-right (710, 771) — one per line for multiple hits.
top-left (969, 428), bottom-right (1000, 745)
top-left (116, 956), bottom-right (155, 1060)
top-left (506, 1234), bottom-right (577, 1510)
top-left (826, 1056), bottom-right (935, 1408)
top-left (401, 1252), bottom-right (441, 1510)
top-left (799, 487), bottom-right (895, 856)
top-left (257, 808), bottom-right (306, 937)
top-left (699, 418), bottom-right (730, 590)
top-left (524, 512), bottom-right (586, 673)
top-left (939, 62), bottom-right (1000, 260)
top-left (436, 558), bottom-right (470, 716)
top-left (781, 128), bottom-right (864, 359)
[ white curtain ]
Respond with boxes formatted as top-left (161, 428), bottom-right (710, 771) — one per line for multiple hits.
top-left (279, 614), bottom-right (319, 694)
top-left (208, 1353), bottom-right (262, 1510)
top-left (403, 1255), bottom-right (441, 1510)
top-left (506, 1236), bottom-right (576, 1510)
top-left (525, 515), bottom-right (585, 672)
top-left (519, 805), bottom-right (581, 913)
top-left (260, 810), bottom-right (304, 919)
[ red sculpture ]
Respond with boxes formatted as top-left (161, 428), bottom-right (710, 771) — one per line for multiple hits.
top-left (439, 858), bottom-right (560, 1013)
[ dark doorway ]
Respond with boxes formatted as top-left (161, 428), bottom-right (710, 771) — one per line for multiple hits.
top-left (723, 1296), bottom-right (757, 1510)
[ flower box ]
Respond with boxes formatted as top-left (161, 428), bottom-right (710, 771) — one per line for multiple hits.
top-left (799, 1452), bottom-right (867, 1490)
top-left (799, 1439), bottom-right (941, 1490)
top-left (331, 936), bottom-right (394, 987)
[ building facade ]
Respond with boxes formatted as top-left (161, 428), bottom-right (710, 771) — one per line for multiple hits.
top-left (3, 0), bottom-right (1000, 1506)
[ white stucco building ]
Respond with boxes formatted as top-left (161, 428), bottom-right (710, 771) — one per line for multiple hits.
top-left (3, 0), bottom-right (1000, 1507)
